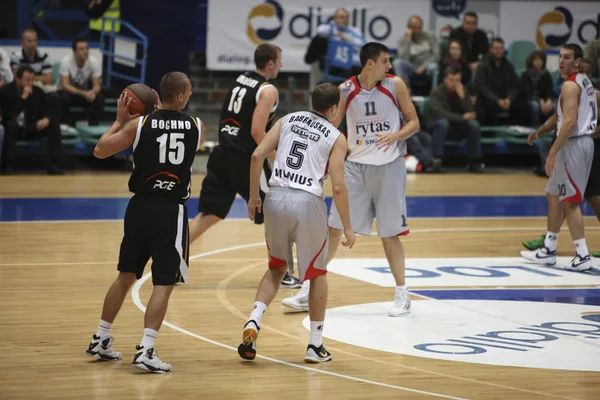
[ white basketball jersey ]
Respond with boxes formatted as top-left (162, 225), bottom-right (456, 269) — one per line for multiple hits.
top-left (557, 72), bottom-right (598, 137)
top-left (270, 111), bottom-right (341, 198)
top-left (340, 75), bottom-right (405, 165)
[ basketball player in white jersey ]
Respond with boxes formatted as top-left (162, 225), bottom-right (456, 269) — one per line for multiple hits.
top-left (237, 83), bottom-right (355, 363)
top-left (282, 42), bottom-right (420, 316)
top-left (521, 43), bottom-right (597, 271)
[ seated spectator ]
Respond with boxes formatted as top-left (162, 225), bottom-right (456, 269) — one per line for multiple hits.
top-left (315, 8), bottom-right (366, 76)
top-left (449, 11), bottom-right (489, 71)
top-left (581, 58), bottom-right (599, 89)
top-left (406, 101), bottom-right (438, 173)
top-left (0, 47), bottom-right (13, 87)
top-left (474, 38), bottom-right (521, 126)
top-left (426, 66), bottom-right (484, 173)
top-left (394, 16), bottom-right (439, 86)
top-left (437, 38), bottom-right (472, 88)
top-left (584, 39), bottom-right (600, 80)
top-left (517, 51), bottom-right (554, 127)
top-left (58, 39), bottom-right (103, 126)
top-left (10, 29), bottom-right (53, 87)
top-left (0, 66), bottom-right (63, 175)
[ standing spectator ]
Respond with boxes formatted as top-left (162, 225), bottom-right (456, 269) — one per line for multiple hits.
top-left (58, 39), bottom-right (104, 126)
top-left (315, 8), bottom-right (366, 74)
top-left (450, 11), bottom-right (489, 71)
top-left (426, 66), bottom-right (484, 173)
top-left (437, 38), bottom-right (472, 88)
top-left (10, 29), bottom-right (53, 87)
top-left (583, 39), bottom-right (600, 80)
top-left (395, 16), bottom-right (439, 85)
top-left (474, 38), bottom-right (520, 126)
top-left (0, 66), bottom-right (63, 175)
top-left (517, 51), bottom-right (554, 127)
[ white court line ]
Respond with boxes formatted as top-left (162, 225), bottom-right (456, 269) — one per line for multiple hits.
top-left (131, 244), bottom-right (466, 400)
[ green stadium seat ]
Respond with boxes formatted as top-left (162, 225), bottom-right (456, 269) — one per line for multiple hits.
top-left (507, 40), bottom-right (537, 73)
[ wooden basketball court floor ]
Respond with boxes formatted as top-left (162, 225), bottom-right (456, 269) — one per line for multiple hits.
top-left (1, 173), bottom-right (599, 400)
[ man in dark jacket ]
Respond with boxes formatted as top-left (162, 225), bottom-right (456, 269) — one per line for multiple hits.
top-left (426, 66), bottom-right (484, 173)
top-left (0, 66), bottom-right (63, 174)
top-left (449, 11), bottom-right (489, 71)
top-left (474, 38), bottom-right (520, 126)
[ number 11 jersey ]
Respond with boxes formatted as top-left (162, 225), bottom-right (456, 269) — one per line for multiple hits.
top-left (270, 111), bottom-right (340, 198)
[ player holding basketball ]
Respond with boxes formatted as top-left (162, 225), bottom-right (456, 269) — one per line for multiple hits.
top-left (85, 72), bottom-right (203, 373)
top-left (238, 83), bottom-right (355, 363)
top-left (282, 42), bottom-right (420, 316)
top-left (188, 43), bottom-right (300, 288)
top-left (520, 44), bottom-right (597, 271)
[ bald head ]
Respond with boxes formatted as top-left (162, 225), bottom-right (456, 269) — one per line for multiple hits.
top-left (160, 72), bottom-right (190, 103)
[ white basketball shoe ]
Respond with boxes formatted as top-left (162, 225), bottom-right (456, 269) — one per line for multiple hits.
top-left (564, 254), bottom-right (593, 272)
top-left (132, 346), bottom-right (172, 373)
top-left (520, 246), bottom-right (557, 265)
top-left (86, 335), bottom-right (122, 361)
top-left (281, 280), bottom-right (309, 311)
top-left (389, 287), bottom-right (411, 317)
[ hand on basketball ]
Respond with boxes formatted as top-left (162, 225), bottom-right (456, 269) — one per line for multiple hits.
top-left (375, 133), bottom-right (398, 152)
top-left (152, 89), bottom-right (162, 111)
top-left (545, 151), bottom-right (557, 177)
top-left (116, 93), bottom-right (140, 124)
top-left (247, 196), bottom-right (262, 221)
top-left (342, 227), bottom-right (356, 249)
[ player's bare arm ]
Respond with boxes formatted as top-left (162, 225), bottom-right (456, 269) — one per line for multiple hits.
top-left (248, 117), bottom-right (283, 220)
top-left (528, 114), bottom-right (558, 145)
top-left (251, 86), bottom-right (278, 159)
top-left (329, 134), bottom-right (355, 249)
top-left (94, 93), bottom-right (140, 159)
top-left (546, 81), bottom-right (581, 176)
top-left (375, 76), bottom-right (419, 151)
top-left (594, 91), bottom-right (600, 139)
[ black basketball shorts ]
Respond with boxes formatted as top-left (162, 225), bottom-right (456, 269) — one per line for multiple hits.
top-left (584, 138), bottom-right (600, 198)
top-left (117, 195), bottom-right (189, 285)
top-left (198, 145), bottom-right (271, 224)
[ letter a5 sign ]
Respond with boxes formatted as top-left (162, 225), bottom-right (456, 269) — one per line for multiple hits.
top-left (327, 40), bottom-right (353, 70)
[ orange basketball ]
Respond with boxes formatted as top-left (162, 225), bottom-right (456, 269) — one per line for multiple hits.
top-left (121, 83), bottom-right (157, 116)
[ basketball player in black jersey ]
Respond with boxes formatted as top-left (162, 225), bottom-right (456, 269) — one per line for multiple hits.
top-left (85, 72), bottom-right (204, 373)
top-left (189, 44), bottom-right (300, 287)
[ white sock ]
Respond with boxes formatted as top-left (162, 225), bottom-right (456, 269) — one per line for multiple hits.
top-left (395, 285), bottom-right (407, 296)
top-left (310, 321), bottom-right (324, 347)
top-left (574, 238), bottom-right (589, 258)
top-left (543, 232), bottom-right (559, 252)
top-left (140, 328), bottom-right (158, 349)
top-left (249, 301), bottom-right (267, 328)
top-left (96, 320), bottom-right (112, 338)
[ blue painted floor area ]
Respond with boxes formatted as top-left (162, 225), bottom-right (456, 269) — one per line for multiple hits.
top-left (1, 195), bottom-right (598, 222)
top-left (413, 288), bottom-right (600, 306)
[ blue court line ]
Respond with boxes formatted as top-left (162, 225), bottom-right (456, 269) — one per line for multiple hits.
top-left (413, 288), bottom-right (600, 306)
top-left (0, 195), bottom-right (597, 222)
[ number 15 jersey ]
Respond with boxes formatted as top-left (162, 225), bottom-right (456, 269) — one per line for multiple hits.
top-left (341, 74), bottom-right (405, 166)
top-left (269, 111), bottom-right (341, 198)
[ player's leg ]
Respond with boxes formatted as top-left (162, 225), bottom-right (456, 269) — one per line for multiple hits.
top-left (283, 161), bottom-right (372, 311)
top-left (369, 156), bottom-right (410, 317)
top-left (561, 137), bottom-right (594, 271)
top-left (132, 201), bottom-right (189, 373)
top-left (239, 189), bottom-right (292, 360)
top-left (190, 148), bottom-right (236, 243)
top-left (86, 197), bottom-right (149, 361)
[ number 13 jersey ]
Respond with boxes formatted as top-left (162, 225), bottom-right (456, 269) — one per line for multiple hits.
top-left (269, 111), bottom-right (341, 198)
top-left (341, 74), bottom-right (405, 166)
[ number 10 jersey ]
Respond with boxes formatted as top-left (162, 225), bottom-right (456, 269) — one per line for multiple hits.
top-left (269, 111), bottom-right (341, 198)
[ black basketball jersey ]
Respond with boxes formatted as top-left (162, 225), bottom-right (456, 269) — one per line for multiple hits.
top-left (218, 71), bottom-right (278, 154)
top-left (128, 109), bottom-right (202, 201)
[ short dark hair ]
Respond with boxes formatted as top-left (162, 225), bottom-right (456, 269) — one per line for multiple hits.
top-left (159, 71), bottom-right (189, 103)
top-left (72, 38), bottom-right (88, 52)
top-left (16, 65), bottom-right (35, 79)
top-left (444, 66), bottom-right (462, 78)
top-left (491, 37), bottom-right (505, 46)
top-left (526, 50), bottom-right (547, 70)
top-left (359, 42), bottom-right (390, 67)
top-left (311, 83), bottom-right (340, 114)
top-left (407, 15), bottom-right (423, 27)
top-left (464, 11), bottom-right (478, 20)
top-left (21, 28), bottom-right (37, 39)
top-left (254, 43), bottom-right (281, 69)
top-left (581, 57), bottom-right (592, 66)
top-left (562, 43), bottom-right (583, 60)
